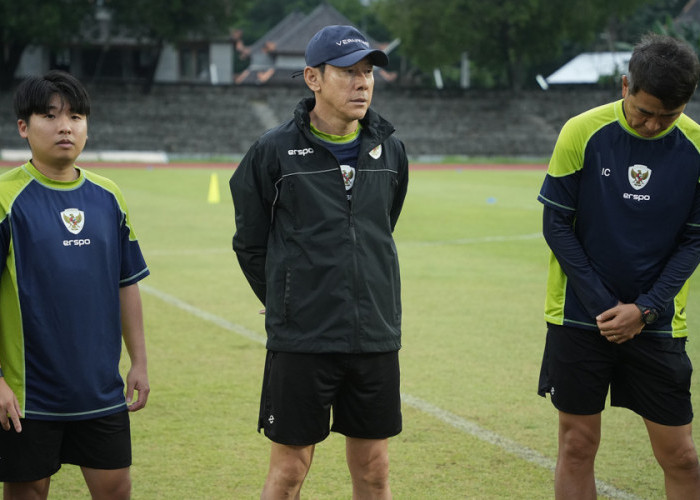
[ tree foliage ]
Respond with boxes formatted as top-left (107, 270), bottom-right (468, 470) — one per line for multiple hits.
top-left (1, 0), bottom-right (252, 91)
top-left (103, 0), bottom-right (253, 91)
top-left (106, 0), bottom-right (246, 43)
top-left (1, 0), bottom-right (690, 92)
top-left (0, 0), bottom-right (93, 89)
top-left (373, 0), bottom-right (652, 89)
top-left (608, 0), bottom-right (687, 46)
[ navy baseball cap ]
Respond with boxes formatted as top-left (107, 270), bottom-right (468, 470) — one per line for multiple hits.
top-left (305, 25), bottom-right (389, 68)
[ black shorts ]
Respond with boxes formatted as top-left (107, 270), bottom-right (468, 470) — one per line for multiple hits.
top-left (0, 411), bottom-right (131, 482)
top-left (258, 351), bottom-right (402, 446)
top-left (538, 323), bottom-right (693, 426)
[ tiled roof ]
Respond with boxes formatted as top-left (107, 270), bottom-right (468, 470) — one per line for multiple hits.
top-left (677, 0), bottom-right (700, 24)
top-left (270, 4), bottom-right (357, 56)
top-left (237, 3), bottom-right (388, 85)
top-left (247, 11), bottom-right (307, 54)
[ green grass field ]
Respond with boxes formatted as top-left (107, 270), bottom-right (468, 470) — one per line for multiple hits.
top-left (28, 164), bottom-right (700, 499)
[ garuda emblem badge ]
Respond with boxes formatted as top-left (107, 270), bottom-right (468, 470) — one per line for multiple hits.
top-left (628, 164), bottom-right (651, 190)
top-left (340, 165), bottom-right (356, 190)
top-left (61, 208), bottom-right (85, 234)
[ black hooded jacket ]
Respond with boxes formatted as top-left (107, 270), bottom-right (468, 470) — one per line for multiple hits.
top-left (230, 97), bottom-right (408, 353)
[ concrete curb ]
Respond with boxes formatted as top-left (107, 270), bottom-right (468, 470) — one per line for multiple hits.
top-left (1, 149), bottom-right (169, 164)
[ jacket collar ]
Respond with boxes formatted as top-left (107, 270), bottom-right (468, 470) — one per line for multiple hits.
top-left (294, 97), bottom-right (395, 146)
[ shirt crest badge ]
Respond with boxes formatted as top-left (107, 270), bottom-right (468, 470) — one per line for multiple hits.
top-left (628, 164), bottom-right (651, 190)
top-left (60, 208), bottom-right (85, 234)
top-left (369, 145), bottom-right (382, 159)
top-left (340, 165), bottom-right (355, 190)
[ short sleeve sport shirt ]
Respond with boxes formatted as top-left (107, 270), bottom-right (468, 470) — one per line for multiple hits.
top-left (0, 162), bottom-right (149, 420)
top-left (538, 100), bottom-right (700, 336)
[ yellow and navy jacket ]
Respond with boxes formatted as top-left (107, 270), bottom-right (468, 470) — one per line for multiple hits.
top-left (230, 97), bottom-right (408, 353)
top-left (539, 99), bottom-right (700, 337)
top-left (0, 162), bottom-right (149, 420)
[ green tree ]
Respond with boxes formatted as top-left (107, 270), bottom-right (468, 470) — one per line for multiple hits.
top-left (105, 0), bottom-right (253, 92)
top-left (609, 0), bottom-right (687, 46)
top-left (0, 0), bottom-right (94, 90)
top-left (374, 0), bottom-right (648, 89)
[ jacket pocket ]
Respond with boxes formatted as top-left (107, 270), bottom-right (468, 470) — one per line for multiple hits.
top-left (286, 180), bottom-right (301, 230)
top-left (282, 267), bottom-right (291, 324)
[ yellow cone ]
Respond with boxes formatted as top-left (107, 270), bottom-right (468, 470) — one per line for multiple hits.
top-left (208, 173), bottom-right (220, 204)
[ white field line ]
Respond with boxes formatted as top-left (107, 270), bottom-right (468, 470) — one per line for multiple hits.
top-left (140, 284), bottom-right (265, 345)
top-left (401, 394), bottom-right (642, 500)
top-left (140, 282), bottom-right (641, 500)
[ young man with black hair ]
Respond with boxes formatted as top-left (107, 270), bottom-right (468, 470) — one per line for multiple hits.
top-left (538, 34), bottom-right (700, 498)
top-left (0, 70), bottom-right (150, 500)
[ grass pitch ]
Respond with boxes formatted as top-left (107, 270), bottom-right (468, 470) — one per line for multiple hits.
top-left (31, 164), bottom-right (700, 499)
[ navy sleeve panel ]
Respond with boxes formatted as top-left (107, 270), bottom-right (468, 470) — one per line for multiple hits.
top-left (537, 170), bottom-right (579, 213)
top-left (637, 184), bottom-right (700, 311)
top-left (117, 211), bottom-right (149, 287)
top-left (542, 205), bottom-right (618, 317)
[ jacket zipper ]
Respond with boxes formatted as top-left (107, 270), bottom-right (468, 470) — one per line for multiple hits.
top-left (349, 209), bottom-right (361, 352)
top-left (311, 130), bottom-right (372, 352)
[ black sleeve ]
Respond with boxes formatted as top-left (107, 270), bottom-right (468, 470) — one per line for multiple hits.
top-left (389, 140), bottom-right (409, 231)
top-left (636, 183), bottom-right (700, 311)
top-left (229, 142), bottom-right (275, 304)
top-left (542, 205), bottom-right (618, 317)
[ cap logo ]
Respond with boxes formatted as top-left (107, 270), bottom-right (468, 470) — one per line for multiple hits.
top-left (61, 208), bottom-right (85, 234)
top-left (305, 25), bottom-right (388, 68)
top-left (337, 38), bottom-right (369, 48)
top-left (628, 164), bottom-right (651, 190)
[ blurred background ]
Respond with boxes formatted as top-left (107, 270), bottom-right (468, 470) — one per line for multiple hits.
top-left (1, 0), bottom-right (698, 160)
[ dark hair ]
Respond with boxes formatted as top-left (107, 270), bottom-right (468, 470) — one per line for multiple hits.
top-left (13, 70), bottom-right (91, 122)
top-left (627, 33), bottom-right (700, 109)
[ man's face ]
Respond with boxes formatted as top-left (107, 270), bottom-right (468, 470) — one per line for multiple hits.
top-left (17, 93), bottom-right (88, 169)
top-left (622, 76), bottom-right (685, 138)
top-left (311, 58), bottom-right (375, 124)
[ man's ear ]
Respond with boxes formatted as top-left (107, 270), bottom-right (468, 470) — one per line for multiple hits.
top-left (621, 75), bottom-right (629, 99)
top-left (304, 66), bottom-right (321, 92)
top-left (17, 119), bottom-right (28, 139)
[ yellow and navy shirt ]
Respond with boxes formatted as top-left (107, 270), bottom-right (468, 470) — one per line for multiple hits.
top-left (0, 162), bottom-right (149, 420)
top-left (539, 100), bottom-right (700, 337)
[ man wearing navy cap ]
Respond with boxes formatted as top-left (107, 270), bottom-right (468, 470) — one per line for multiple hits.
top-left (230, 25), bottom-right (408, 498)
